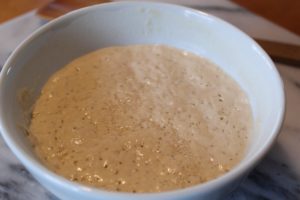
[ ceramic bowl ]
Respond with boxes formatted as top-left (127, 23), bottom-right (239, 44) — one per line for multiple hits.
top-left (0, 2), bottom-right (285, 200)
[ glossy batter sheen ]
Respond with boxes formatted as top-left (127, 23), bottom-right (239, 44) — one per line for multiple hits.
top-left (29, 45), bottom-right (252, 193)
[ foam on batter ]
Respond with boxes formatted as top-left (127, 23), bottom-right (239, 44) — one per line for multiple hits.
top-left (29, 45), bottom-right (252, 193)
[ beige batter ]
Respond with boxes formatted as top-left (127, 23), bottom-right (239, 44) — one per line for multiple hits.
top-left (29, 45), bottom-right (252, 193)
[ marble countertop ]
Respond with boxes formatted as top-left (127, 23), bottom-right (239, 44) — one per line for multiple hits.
top-left (1, 0), bottom-right (300, 199)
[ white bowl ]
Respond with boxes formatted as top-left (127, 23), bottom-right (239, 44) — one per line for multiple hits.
top-left (0, 2), bottom-right (285, 200)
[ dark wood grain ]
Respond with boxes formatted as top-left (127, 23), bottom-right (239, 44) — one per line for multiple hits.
top-left (0, 0), bottom-right (52, 24)
top-left (255, 39), bottom-right (300, 67)
top-left (37, 0), bottom-right (110, 19)
top-left (232, 0), bottom-right (300, 36)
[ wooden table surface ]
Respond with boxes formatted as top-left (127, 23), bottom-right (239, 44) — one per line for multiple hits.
top-left (0, 0), bottom-right (299, 36)
top-left (232, 0), bottom-right (300, 36)
top-left (0, 0), bottom-right (52, 23)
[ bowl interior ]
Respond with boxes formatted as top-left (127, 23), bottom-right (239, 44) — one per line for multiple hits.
top-left (0, 2), bottom-right (284, 198)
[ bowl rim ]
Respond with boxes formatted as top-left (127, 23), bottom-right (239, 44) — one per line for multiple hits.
top-left (0, 1), bottom-right (285, 199)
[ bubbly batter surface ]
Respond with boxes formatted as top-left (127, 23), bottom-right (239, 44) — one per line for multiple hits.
top-left (29, 45), bottom-right (252, 193)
